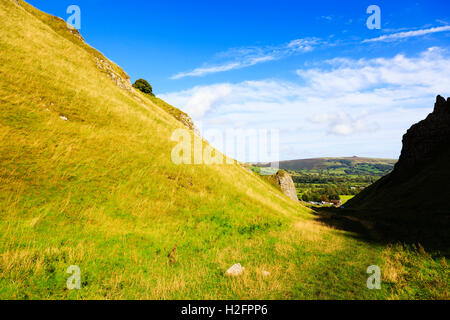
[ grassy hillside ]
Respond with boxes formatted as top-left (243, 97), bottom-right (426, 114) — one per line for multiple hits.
top-left (274, 157), bottom-right (396, 175)
top-left (0, 0), bottom-right (447, 299)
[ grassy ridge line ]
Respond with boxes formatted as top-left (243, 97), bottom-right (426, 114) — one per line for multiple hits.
top-left (0, 0), bottom-right (447, 299)
top-left (18, 0), bottom-right (195, 131)
top-left (19, 0), bottom-right (129, 82)
top-left (277, 157), bottom-right (397, 171)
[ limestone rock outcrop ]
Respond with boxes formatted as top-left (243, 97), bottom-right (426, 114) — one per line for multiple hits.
top-left (94, 57), bottom-right (133, 92)
top-left (275, 170), bottom-right (299, 202)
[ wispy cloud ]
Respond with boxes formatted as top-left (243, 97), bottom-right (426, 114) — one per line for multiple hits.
top-left (170, 38), bottom-right (321, 79)
top-left (171, 23), bottom-right (449, 80)
top-left (161, 48), bottom-right (450, 160)
top-left (310, 113), bottom-right (379, 136)
top-left (320, 15), bottom-right (333, 21)
top-left (171, 63), bottom-right (242, 79)
top-left (436, 19), bottom-right (449, 25)
top-left (363, 25), bottom-right (450, 43)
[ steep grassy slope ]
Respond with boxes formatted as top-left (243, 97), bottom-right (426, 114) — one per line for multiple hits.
top-left (0, 0), bottom-right (447, 299)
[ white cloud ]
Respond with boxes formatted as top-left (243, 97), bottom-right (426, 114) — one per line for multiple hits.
top-left (160, 84), bottom-right (233, 118)
top-left (161, 48), bottom-right (450, 161)
top-left (363, 26), bottom-right (450, 43)
top-left (298, 47), bottom-right (450, 93)
top-left (287, 39), bottom-right (318, 52)
top-left (170, 38), bottom-right (320, 79)
top-left (171, 63), bottom-right (241, 80)
top-left (311, 113), bottom-right (379, 136)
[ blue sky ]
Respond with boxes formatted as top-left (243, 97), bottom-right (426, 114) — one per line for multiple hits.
top-left (28, 0), bottom-right (450, 160)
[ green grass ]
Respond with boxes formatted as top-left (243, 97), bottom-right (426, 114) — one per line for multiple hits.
top-left (0, 0), bottom-right (448, 300)
top-left (340, 195), bottom-right (355, 204)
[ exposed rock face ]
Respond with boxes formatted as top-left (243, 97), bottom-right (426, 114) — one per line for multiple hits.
top-left (178, 113), bottom-right (197, 132)
top-left (67, 24), bottom-right (85, 42)
top-left (94, 57), bottom-right (133, 92)
top-left (394, 95), bottom-right (450, 177)
top-left (275, 170), bottom-right (298, 202)
top-left (346, 95), bottom-right (450, 216)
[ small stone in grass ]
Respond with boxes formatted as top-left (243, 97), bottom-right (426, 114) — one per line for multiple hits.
top-left (225, 263), bottom-right (244, 277)
top-left (60, 116), bottom-right (68, 121)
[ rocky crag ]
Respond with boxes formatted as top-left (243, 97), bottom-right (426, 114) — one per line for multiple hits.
top-left (347, 96), bottom-right (450, 216)
top-left (275, 170), bottom-right (299, 202)
top-left (394, 95), bottom-right (450, 177)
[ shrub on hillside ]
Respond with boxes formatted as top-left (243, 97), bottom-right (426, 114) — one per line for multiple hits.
top-left (133, 79), bottom-right (154, 96)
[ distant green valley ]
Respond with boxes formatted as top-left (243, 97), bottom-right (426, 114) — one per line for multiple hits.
top-left (252, 157), bottom-right (397, 203)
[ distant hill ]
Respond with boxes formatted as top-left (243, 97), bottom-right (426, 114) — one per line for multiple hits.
top-left (256, 157), bottom-right (397, 175)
